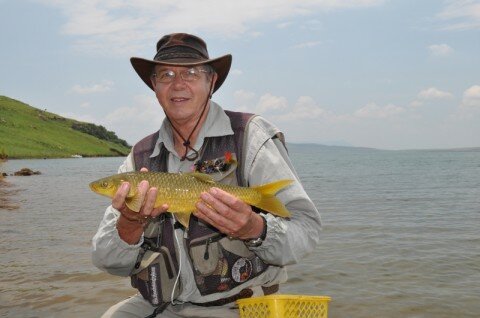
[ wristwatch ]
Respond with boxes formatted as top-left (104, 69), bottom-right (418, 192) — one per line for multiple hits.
top-left (244, 216), bottom-right (267, 247)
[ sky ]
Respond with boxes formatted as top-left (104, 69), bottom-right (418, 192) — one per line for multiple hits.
top-left (1, 0), bottom-right (479, 150)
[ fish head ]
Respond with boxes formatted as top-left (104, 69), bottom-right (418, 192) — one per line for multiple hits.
top-left (89, 175), bottom-right (124, 198)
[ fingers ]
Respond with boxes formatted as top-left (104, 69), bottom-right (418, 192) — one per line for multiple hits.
top-left (141, 186), bottom-right (157, 216)
top-left (112, 182), bottom-right (130, 210)
top-left (142, 187), bottom-right (169, 218)
top-left (195, 187), bottom-right (254, 238)
top-left (112, 178), bottom-right (168, 223)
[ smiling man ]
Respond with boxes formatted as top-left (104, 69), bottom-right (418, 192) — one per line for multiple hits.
top-left (92, 33), bottom-right (322, 318)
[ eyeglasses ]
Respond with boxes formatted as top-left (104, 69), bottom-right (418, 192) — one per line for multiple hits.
top-left (152, 67), bottom-right (210, 83)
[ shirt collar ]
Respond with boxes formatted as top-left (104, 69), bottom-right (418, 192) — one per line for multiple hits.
top-left (149, 101), bottom-right (234, 158)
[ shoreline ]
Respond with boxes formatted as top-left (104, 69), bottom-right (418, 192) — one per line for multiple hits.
top-left (0, 178), bottom-right (19, 210)
top-left (0, 161), bottom-right (19, 210)
top-left (2, 155), bottom-right (127, 161)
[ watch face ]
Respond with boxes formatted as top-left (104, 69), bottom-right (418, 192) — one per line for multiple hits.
top-left (245, 237), bottom-right (263, 247)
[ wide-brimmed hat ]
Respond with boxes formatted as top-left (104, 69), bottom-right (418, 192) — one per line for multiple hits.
top-left (130, 33), bottom-right (232, 93)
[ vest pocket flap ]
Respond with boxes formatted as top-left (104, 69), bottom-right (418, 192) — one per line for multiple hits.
top-left (132, 250), bottom-right (161, 275)
top-left (189, 236), bottom-right (221, 275)
top-left (219, 237), bottom-right (255, 258)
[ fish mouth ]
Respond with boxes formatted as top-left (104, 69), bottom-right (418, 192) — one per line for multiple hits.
top-left (89, 182), bottom-right (98, 192)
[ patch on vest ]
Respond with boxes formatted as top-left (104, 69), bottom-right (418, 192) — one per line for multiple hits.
top-left (193, 151), bottom-right (236, 174)
top-left (231, 258), bottom-right (253, 283)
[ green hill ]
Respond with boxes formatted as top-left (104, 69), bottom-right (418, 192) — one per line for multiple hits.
top-left (0, 96), bottom-right (131, 159)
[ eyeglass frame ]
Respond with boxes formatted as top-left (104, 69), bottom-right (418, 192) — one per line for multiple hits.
top-left (151, 65), bottom-right (214, 84)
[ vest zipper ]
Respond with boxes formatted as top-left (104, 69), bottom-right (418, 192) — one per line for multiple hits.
top-left (203, 237), bottom-right (212, 260)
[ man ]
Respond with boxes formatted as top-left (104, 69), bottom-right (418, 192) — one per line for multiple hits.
top-left (92, 33), bottom-right (322, 318)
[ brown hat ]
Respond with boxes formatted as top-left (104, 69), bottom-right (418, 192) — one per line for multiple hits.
top-left (130, 33), bottom-right (232, 93)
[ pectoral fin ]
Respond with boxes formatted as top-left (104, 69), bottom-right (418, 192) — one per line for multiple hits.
top-left (126, 185), bottom-right (137, 199)
top-left (125, 195), bottom-right (142, 212)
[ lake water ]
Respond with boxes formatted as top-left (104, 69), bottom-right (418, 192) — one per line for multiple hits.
top-left (1, 145), bottom-right (479, 318)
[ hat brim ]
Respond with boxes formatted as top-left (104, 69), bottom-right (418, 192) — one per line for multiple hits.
top-left (130, 54), bottom-right (232, 93)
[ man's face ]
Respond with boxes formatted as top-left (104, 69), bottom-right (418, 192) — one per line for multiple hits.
top-left (151, 65), bottom-right (217, 123)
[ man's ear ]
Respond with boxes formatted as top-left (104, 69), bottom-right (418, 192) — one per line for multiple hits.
top-left (210, 73), bottom-right (218, 97)
top-left (150, 76), bottom-right (157, 89)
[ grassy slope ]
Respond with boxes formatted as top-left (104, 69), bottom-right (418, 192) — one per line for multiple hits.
top-left (0, 96), bottom-right (131, 158)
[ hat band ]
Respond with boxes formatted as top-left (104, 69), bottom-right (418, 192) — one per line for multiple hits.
top-left (154, 46), bottom-right (208, 62)
top-left (155, 52), bottom-right (207, 62)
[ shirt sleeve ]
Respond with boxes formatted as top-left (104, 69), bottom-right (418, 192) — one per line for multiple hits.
top-left (91, 153), bottom-right (144, 277)
top-left (244, 117), bottom-right (322, 266)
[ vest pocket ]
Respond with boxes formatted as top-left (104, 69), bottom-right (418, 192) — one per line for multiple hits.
top-left (189, 233), bottom-right (223, 275)
top-left (188, 234), bottom-right (269, 296)
top-left (131, 247), bottom-right (181, 306)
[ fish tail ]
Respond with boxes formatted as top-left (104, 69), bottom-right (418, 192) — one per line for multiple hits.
top-left (252, 179), bottom-right (293, 217)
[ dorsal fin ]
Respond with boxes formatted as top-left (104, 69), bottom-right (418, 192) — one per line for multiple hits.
top-left (185, 172), bottom-right (215, 184)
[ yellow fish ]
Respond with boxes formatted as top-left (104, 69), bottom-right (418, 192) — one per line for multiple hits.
top-left (90, 171), bottom-right (292, 228)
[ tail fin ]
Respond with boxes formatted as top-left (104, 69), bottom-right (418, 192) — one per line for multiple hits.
top-left (252, 179), bottom-right (293, 217)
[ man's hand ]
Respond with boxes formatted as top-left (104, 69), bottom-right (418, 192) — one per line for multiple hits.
top-left (113, 167), bottom-right (168, 244)
top-left (194, 187), bottom-right (264, 240)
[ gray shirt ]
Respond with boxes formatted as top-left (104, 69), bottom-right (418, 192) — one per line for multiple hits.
top-left (91, 101), bottom-right (322, 303)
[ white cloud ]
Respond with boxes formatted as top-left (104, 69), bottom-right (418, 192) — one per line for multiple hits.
top-left (231, 89), bottom-right (256, 112)
top-left (104, 95), bottom-right (165, 143)
top-left (277, 96), bottom-right (328, 120)
top-left (80, 102), bottom-right (91, 108)
top-left (256, 93), bottom-right (288, 114)
top-left (230, 69), bottom-right (243, 76)
top-left (39, 0), bottom-right (385, 56)
top-left (292, 41), bottom-right (321, 49)
top-left (70, 80), bottom-right (114, 94)
top-left (300, 19), bottom-right (324, 31)
top-left (277, 21), bottom-right (293, 29)
top-left (428, 43), bottom-right (453, 57)
top-left (410, 100), bottom-right (423, 108)
top-left (437, 0), bottom-right (480, 30)
top-left (461, 85), bottom-right (480, 109)
top-left (59, 111), bottom-right (98, 124)
top-left (417, 87), bottom-right (453, 100)
top-left (354, 102), bottom-right (404, 119)
top-left (234, 89), bottom-right (256, 104)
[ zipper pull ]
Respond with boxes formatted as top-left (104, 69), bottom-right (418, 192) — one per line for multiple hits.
top-left (134, 248), bottom-right (146, 269)
top-left (204, 237), bottom-right (212, 260)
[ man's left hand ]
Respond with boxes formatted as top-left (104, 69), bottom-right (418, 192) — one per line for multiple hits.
top-left (194, 187), bottom-right (264, 240)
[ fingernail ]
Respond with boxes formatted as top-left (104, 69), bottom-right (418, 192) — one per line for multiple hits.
top-left (210, 188), bottom-right (217, 195)
top-left (200, 192), bottom-right (209, 200)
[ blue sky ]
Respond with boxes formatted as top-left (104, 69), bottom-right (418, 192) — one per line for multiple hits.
top-left (1, 0), bottom-right (479, 150)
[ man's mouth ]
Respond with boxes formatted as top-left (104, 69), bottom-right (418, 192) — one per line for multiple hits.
top-left (171, 97), bottom-right (189, 102)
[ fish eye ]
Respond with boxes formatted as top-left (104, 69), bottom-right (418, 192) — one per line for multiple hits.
top-left (101, 181), bottom-right (109, 188)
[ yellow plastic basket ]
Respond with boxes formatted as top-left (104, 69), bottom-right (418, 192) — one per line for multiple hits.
top-left (237, 294), bottom-right (331, 318)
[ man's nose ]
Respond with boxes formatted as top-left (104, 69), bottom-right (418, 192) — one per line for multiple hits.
top-left (171, 74), bottom-right (187, 88)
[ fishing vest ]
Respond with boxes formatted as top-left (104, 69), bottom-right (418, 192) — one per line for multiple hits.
top-left (129, 110), bottom-right (282, 307)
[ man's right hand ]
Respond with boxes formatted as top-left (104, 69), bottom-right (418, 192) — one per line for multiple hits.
top-left (112, 168), bottom-right (168, 244)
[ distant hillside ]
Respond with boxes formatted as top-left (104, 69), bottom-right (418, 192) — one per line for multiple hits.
top-left (0, 96), bottom-right (131, 159)
top-left (287, 142), bottom-right (380, 152)
top-left (287, 142), bottom-right (480, 152)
